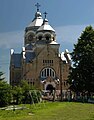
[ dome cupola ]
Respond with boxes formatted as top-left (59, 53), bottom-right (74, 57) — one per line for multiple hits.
top-left (37, 12), bottom-right (55, 32)
top-left (36, 12), bottom-right (56, 43)
top-left (28, 11), bottom-right (43, 27)
top-left (25, 3), bottom-right (43, 31)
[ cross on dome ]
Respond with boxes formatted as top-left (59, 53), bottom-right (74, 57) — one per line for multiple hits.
top-left (35, 3), bottom-right (41, 12)
top-left (44, 11), bottom-right (48, 19)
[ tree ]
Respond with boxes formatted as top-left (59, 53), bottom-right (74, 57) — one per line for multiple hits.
top-left (68, 26), bottom-right (94, 94)
top-left (20, 80), bottom-right (35, 104)
top-left (0, 81), bottom-right (12, 107)
top-left (11, 80), bottom-right (41, 105)
top-left (0, 72), bottom-right (12, 107)
top-left (20, 80), bottom-right (41, 104)
top-left (12, 86), bottom-right (23, 105)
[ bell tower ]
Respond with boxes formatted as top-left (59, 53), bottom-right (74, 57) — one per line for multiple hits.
top-left (24, 3), bottom-right (43, 45)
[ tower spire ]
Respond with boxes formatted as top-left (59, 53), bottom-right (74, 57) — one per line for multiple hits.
top-left (35, 3), bottom-right (41, 12)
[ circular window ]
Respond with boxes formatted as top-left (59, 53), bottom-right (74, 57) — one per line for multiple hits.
top-left (28, 35), bottom-right (33, 41)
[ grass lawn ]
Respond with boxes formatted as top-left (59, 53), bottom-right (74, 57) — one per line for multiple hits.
top-left (0, 102), bottom-right (94, 120)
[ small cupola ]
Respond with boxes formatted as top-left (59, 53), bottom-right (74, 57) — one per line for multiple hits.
top-left (37, 12), bottom-right (55, 32)
top-left (36, 12), bottom-right (56, 43)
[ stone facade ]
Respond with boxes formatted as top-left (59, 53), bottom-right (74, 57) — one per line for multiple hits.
top-left (10, 6), bottom-right (71, 92)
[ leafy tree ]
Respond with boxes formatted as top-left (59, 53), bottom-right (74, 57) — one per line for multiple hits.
top-left (11, 80), bottom-right (41, 105)
top-left (0, 72), bottom-right (12, 107)
top-left (20, 80), bottom-right (35, 104)
top-left (12, 86), bottom-right (23, 105)
top-left (20, 80), bottom-right (41, 104)
top-left (68, 26), bottom-right (94, 94)
top-left (0, 81), bottom-right (12, 107)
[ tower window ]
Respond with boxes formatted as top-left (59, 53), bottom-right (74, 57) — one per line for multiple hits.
top-left (38, 36), bottom-right (42, 40)
top-left (47, 68), bottom-right (49, 76)
top-left (43, 60), bottom-right (53, 66)
top-left (46, 36), bottom-right (49, 40)
top-left (53, 37), bottom-right (55, 41)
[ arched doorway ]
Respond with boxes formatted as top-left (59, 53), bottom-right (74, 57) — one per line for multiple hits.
top-left (46, 84), bottom-right (55, 93)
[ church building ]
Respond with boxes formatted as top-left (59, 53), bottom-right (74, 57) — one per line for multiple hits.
top-left (10, 3), bottom-right (71, 93)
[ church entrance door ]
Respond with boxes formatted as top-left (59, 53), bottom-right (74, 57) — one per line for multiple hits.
top-left (46, 84), bottom-right (55, 93)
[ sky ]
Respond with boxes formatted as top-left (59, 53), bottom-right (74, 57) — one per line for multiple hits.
top-left (0, 0), bottom-right (94, 82)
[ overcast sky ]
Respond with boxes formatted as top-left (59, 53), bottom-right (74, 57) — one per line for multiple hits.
top-left (0, 0), bottom-right (94, 82)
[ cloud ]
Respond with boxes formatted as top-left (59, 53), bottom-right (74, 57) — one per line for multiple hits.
top-left (0, 30), bottom-right (24, 49)
top-left (0, 24), bottom-right (94, 50)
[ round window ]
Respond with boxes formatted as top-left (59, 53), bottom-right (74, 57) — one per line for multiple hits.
top-left (28, 35), bottom-right (33, 41)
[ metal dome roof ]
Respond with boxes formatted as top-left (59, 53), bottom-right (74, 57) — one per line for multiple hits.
top-left (37, 18), bottom-right (55, 32)
top-left (28, 12), bottom-right (43, 27)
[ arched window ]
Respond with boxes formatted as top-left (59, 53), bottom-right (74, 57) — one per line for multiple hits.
top-left (46, 36), bottom-right (49, 40)
top-left (38, 36), bottom-right (42, 40)
top-left (44, 33), bottom-right (51, 41)
top-left (53, 37), bottom-right (55, 41)
top-left (41, 67), bottom-right (55, 78)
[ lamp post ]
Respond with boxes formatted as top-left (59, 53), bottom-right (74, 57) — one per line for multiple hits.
top-left (59, 54), bottom-right (63, 101)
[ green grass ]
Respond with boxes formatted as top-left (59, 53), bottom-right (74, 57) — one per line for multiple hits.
top-left (0, 102), bottom-right (94, 120)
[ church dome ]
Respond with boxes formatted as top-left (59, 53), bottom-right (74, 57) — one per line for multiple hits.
top-left (28, 11), bottom-right (43, 27)
top-left (37, 18), bottom-right (55, 32)
top-left (35, 11), bottom-right (42, 18)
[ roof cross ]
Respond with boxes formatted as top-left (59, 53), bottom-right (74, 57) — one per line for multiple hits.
top-left (35, 3), bottom-right (41, 12)
top-left (44, 11), bottom-right (48, 19)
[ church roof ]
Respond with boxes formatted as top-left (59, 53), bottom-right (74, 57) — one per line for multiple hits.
top-left (37, 18), bottom-right (55, 32)
top-left (28, 12), bottom-right (43, 27)
top-left (25, 44), bottom-right (33, 50)
top-left (11, 54), bottom-right (21, 68)
top-left (25, 52), bottom-right (36, 63)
